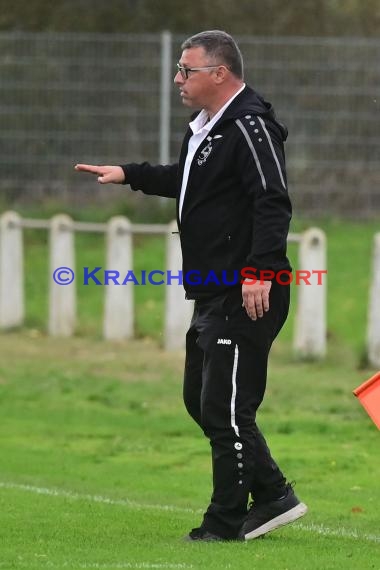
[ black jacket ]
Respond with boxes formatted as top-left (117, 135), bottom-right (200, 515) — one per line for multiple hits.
top-left (121, 85), bottom-right (292, 299)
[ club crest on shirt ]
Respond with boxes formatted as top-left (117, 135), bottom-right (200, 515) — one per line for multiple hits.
top-left (197, 134), bottom-right (222, 166)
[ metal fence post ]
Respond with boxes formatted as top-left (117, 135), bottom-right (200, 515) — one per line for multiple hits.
top-left (103, 216), bottom-right (134, 340)
top-left (164, 221), bottom-right (193, 350)
top-left (159, 30), bottom-right (172, 166)
top-left (294, 227), bottom-right (327, 359)
top-left (0, 211), bottom-right (24, 329)
top-left (49, 214), bottom-right (76, 336)
top-left (367, 233), bottom-right (380, 367)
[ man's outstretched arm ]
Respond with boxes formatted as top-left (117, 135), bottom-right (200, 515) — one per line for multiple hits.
top-left (75, 162), bottom-right (179, 199)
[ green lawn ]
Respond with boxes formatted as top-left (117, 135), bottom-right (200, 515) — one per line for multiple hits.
top-left (0, 217), bottom-right (379, 569)
top-left (0, 333), bottom-right (379, 569)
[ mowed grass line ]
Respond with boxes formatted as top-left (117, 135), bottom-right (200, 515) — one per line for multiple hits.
top-left (0, 333), bottom-right (379, 569)
top-left (0, 484), bottom-right (379, 570)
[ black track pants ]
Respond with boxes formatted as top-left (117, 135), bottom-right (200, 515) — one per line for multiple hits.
top-left (183, 283), bottom-right (290, 539)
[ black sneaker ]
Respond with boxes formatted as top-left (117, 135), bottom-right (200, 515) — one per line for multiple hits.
top-left (184, 527), bottom-right (226, 542)
top-left (241, 483), bottom-right (308, 540)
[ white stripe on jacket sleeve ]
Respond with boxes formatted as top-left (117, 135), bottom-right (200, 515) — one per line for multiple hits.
top-left (257, 116), bottom-right (286, 189)
top-left (235, 119), bottom-right (267, 191)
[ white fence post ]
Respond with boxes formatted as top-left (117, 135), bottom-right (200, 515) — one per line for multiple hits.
top-left (165, 221), bottom-right (193, 350)
top-left (294, 227), bottom-right (327, 359)
top-left (49, 214), bottom-right (76, 336)
top-left (367, 233), bottom-right (380, 367)
top-left (103, 216), bottom-right (133, 340)
top-left (0, 211), bottom-right (24, 329)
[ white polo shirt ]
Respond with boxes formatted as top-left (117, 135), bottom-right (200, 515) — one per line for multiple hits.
top-left (178, 84), bottom-right (245, 220)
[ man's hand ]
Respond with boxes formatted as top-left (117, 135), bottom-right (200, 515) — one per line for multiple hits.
top-left (242, 279), bottom-right (272, 320)
top-left (74, 164), bottom-right (125, 184)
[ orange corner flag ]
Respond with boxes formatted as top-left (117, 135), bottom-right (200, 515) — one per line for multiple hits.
top-left (353, 371), bottom-right (380, 430)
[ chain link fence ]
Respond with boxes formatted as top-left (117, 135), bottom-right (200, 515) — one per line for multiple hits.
top-left (1, 32), bottom-right (379, 217)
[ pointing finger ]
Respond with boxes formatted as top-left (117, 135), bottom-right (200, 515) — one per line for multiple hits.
top-left (75, 164), bottom-right (101, 175)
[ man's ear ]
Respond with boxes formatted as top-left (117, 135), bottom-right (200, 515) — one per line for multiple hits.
top-left (213, 65), bottom-right (229, 84)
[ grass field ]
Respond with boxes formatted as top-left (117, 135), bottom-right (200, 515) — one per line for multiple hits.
top-left (0, 218), bottom-right (380, 569)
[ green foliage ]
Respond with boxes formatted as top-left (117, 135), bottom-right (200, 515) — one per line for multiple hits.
top-left (14, 194), bottom-right (176, 224)
top-left (1, 0), bottom-right (379, 36)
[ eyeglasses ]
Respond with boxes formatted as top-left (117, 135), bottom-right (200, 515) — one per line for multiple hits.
top-left (176, 62), bottom-right (223, 80)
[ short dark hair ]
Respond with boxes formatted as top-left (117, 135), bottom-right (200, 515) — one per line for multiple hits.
top-left (181, 30), bottom-right (244, 80)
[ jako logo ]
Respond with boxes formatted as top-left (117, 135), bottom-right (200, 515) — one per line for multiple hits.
top-left (217, 339), bottom-right (232, 345)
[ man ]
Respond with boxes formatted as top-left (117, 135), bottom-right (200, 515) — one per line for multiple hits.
top-left (75, 30), bottom-right (307, 542)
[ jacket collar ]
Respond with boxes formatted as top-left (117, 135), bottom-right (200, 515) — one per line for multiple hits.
top-left (189, 85), bottom-right (288, 141)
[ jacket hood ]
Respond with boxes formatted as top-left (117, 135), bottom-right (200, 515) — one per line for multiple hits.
top-left (225, 85), bottom-right (288, 141)
top-left (191, 85), bottom-right (288, 142)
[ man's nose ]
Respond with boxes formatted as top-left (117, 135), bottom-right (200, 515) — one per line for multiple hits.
top-left (174, 71), bottom-right (184, 85)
